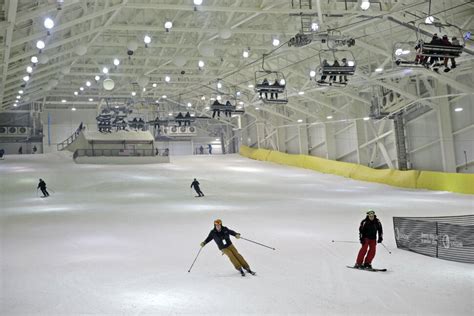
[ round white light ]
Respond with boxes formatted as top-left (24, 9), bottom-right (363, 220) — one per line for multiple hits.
top-left (168, 112), bottom-right (173, 116)
top-left (255, 107), bottom-right (260, 110)
top-left (272, 38), bottom-right (280, 46)
top-left (205, 106), bottom-right (210, 110)
top-left (71, 107), bottom-right (76, 111)
top-left (298, 91), bottom-right (305, 95)
top-left (44, 18), bottom-right (54, 29)
top-left (31, 56), bottom-right (38, 63)
top-left (16, 95), bottom-right (21, 99)
top-left (113, 58), bottom-right (120, 66)
top-left (395, 48), bottom-right (403, 56)
top-left (162, 95), bottom-right (167, 99)
top-left (86, 81), bottom-right (91, 87)
top-left (279, 78), bottom-right (286, 85)
top-left (311, 22), bottom-right (319, 31)
top-left (187, 102), bottom-right (192, 107)
top-left (74, 91), bottom-right (78, 96)
top-left (102, 78), bottom-right (115, 91)
top-left (164, 21), bottom-right (173, 29)
top-left (23, 75), bottom-right (30, 82)
top-left (61, 99), bottom-right (67, 103)
top-left (360, 1), bottom-right (370, 10)
top-left (236, 91), bottom-right (241, 96)
top-left (95, 75), bottom-right (100, 81)
top-left (79, 87), bottom-right (84, 91)
top-left (194, 0), bottom-right (203, 5)
top-left (198, 60), bottom-right (205, 68)
top-left (243, 50), bottom-right (249, 58)
top-left (13, 103), bottom-right (18, 107)
top-left (347, 60), bottom-right (355, 66)
top-left (26, 66), bottom-right (33, 73)
top-left (363, 117), bottom-right (370, 121)
top-left (143, 88), bottom-right (146, 92)
top-left (216, 95), bottom-right (221, 101)
top-left (144, 35), bottom-right (151, 44)
top-left (375, 68), bottom-right (383, 72)
top-left (326, 115), bottom-right (333, 119)
top-left (248, 84), bottom-right (254, 88)
top-left (238, 101), bottom-right (244, 105)
top-left (454, 107), bottom-right (463, 112)
top-left (297, 119), bottom-right (303, 123)
top-left (309, 70), bottom-right (316, 77)
top-left (131, 91), bottom-right (136, 96)
top-left (165, 76), bottom-right (171, 82)
top-left (36, 40), bottom-right (45, 49)
top-left (201, 96), bottom-right (206, 100)
top-left (102, 67), bottom-right (109, 74)
top-left (217, 82), bottom-right (222, 89)
top-left (18, 90), bottom-right (24, 94)
top-left (152, 83), bottom-right (157, 87)
top-left (425, 16), bottom-right (434, 24)
top-left (89, 98), bottom-right (93, 102)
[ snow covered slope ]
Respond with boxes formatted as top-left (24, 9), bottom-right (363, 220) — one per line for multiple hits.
top-left (1, 154), bottom-right (472, 315)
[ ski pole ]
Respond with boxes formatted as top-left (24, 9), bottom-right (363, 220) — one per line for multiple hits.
top-left (240, 237), bottom-right (276, 250)
top-left (381, 242), bottom-right (392, 254)
top-left (331, 240), bottom-right (359, 243)
top-left (188, 246), bottom-right (203, 273)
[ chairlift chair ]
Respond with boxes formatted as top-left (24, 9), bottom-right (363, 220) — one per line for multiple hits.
top-left (316, 49), bottom-right (356, 87)
top-left (254, 54), bottom-right (288, 104)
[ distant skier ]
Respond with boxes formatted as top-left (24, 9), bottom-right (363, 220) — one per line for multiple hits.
top-left (18, 146), bottom-right (23, 154)
top-left (207, 144), bottom-right (212, 154)
top-left (0, 148), bottom-right (4, 159)
top-left (354, 209), bottom-right (383, 269)
top-left (190, 178), bottom-right (204, 197)
top-left (37, 179), bottom-right (50, 197)
top-left (200, 219), bottom-right (255, 276)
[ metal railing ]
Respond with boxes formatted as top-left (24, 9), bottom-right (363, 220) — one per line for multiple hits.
top-left (57, 124), bottom-right (84, 151)
top-left (73, 148), bottom-right (158, 159)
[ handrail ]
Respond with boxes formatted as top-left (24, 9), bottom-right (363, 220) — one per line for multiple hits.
top-left (57, 123), bottom-right (84, 151)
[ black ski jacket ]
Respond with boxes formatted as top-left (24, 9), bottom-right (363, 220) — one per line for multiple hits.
top-left (203, 226), bottom-right (238, 250)
top-left (190, 180), bottom-right (200, 189)
top-left (38, 180), bottom-right (47, 190)
top-left (359, 216), bottom-right (383, 240)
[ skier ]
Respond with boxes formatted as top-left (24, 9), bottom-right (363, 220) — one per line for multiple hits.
top-left (354, 209), bottom-right (383, 269)
top-left (190, 178), bottom-right (204, 197)
top-left (37, 179), bottom-right (50, 197)
top-left (200, 219), bottom-right (255, 276)
top-left (207, 144), bottom-right (212, 154)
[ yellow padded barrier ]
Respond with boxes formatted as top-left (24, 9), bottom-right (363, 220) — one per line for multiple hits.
top-left (417, 171), bottom-right (474, 195)
top-left (351, 165), bottom-right (419, 189)
top-left (239, 146), bottom-right (473, 194)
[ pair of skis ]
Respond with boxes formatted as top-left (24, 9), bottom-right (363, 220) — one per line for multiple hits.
top-left (346, 266), bottom-right (387, 272)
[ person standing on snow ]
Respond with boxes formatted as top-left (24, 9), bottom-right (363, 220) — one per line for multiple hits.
top-left (200, 219), bottom-right (255, 276)
top-left (190, 178), bottom-right (204, 197)
top-left (354, 209), bottom-right (383, 269)
top-left (37, 179), bottom-right (50, 197)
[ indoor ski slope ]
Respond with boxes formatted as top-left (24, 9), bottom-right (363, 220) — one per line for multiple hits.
top-left (1, 153), bottom-right (473, 315)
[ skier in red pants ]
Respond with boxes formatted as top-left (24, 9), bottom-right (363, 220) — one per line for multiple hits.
top-left (354, 210), bottom-right (383, 269)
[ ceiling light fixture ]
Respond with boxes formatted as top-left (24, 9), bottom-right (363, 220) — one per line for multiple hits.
top-left (36, 40), bottom-right (45, 51)
top-left (360, 0), bottom-right (370, 11)
top-left (23, 75), bottom-right (30, 82)
top-left (31, 56), bottom-right (38, 64)
top-left (86, 81), bottom-right (91, 87)
top-left (74, 91), bottom-right (78, 96)
top-left (113, 58), bottom-right (120, 66)
top-left (454, 107), bottom-right (463, 112)
top-left (272, 38), bottom-right (280, 46)
top-left (71, 107), bottom-right (76, 111)
top-left (26, 66), bottom-right (33, 73)
top-left (144, 35), bottom-right (151, 46)
top-left (164, 21), bottom-right (173, 32)
top-left (131, 91), bottom-right (136, 96)
top-left (198, 60), bottom-right (205, 68)
top-left (44, 18), bottom-right (54, 32)
top-left (102, 67), bottom-right (109, 74)
top-left (18, 90), bottom-right (24, 94)
top-left (243, 50), bottom-right (249, 58)
top-left (152, 83), bottom-right (157, 87)
top-left (61, 99), bottom-right (67, 103)
top-left (311, 22), bottom-right (319, 31)
top-left (79, 87), bottom-right (84, 91)
top-left (309, 70), bottom-right (316, 77)
top-left (363, 117), bottom-right (370, 121)
top-left (95, 75), bottom-right (100, 81)
top-left (165, 76), bottom-right (171, 82)
top-left (425, 16), bottom-right (434, 24)
top-left (326, 115), bottom-right (333, 119)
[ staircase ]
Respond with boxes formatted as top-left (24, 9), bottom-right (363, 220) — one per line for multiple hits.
top-left (57, 124), bottom-right (84, 151)
top-left (393, 114), bottom-right (408, 170)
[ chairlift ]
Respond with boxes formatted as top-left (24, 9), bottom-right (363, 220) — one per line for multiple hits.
top-left (254, 54), bottom-right (288, 104)
top-left (209, 92), bottom-right (245, 119)
top-left (394, 22), bottom-right (464, 69)
top-left (316, 49), bottom-right (356, 87)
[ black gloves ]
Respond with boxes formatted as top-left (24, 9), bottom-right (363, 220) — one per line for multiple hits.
top-left (377, 236), bottom-right (383, 244)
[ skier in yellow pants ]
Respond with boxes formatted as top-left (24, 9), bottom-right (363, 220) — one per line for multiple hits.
top-left (201, 219), bottom-right (255, 276)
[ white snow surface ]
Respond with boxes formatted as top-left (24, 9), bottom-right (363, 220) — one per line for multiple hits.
top-left (1, 153), bottom-right (473, 315)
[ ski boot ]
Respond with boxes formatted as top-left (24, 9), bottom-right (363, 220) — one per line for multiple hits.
top-left (245, 268), bottom-right (256, 275)
top-left (353, 263), bottom-right (363, 269)
top-left (363, 263), bottom-right (373, 269)
top-left (239, 268), bottom-right (245, 277)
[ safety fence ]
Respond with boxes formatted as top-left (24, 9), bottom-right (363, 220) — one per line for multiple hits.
top-left (239, 145), bottom-right (474, 195)
top-left (73, 148), bottom-right (159, 159)
top-left (393, 215), bottom-right (474, 263)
